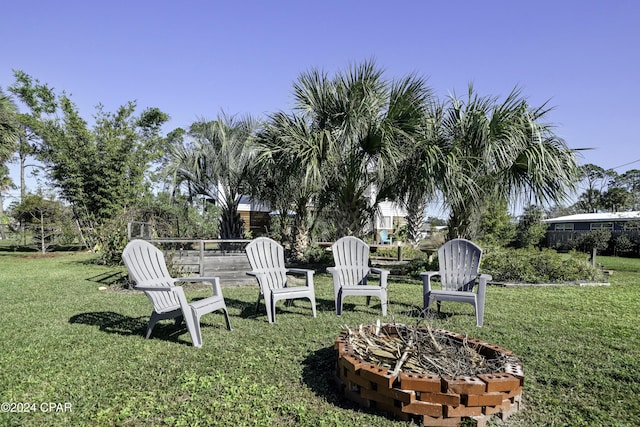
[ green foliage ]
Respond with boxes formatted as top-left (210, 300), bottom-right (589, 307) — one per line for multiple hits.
top-left (613, 234), bottom-right (635, 255)
top-left (9, 70), bottom-right (170, 237)
top-left (93, 210), bottom-right (136, 265)
top-left (9, 192), bottom-right (75, 252)
top-left (477, 198), bottom-right (516, 246)
top-left (375, 244), bottom-right (429, 261)
top-left (0, 87), bottom-right (19, 163)
top-left (514, 204), bottom-right (548, 248)
top-left (481, 246), bottom-right (606, 283)
top-left (571, 229), bottom-right (612, 253)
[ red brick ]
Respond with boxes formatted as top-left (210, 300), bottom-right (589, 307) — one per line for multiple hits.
top-left (359, 364), bottom-right (397, 388)
top-left (477, 373), bottom-right (521, 393)
top-left (483, 405), bottom-right (502, 415)
top-left (445, 404), bottom-right (483, 417)
top-left (422, 415), bottom-right (462, 426)
top-left (419, 392), bottom-right (461, 406)
top-left (339, 354), bottom-right (364, 374)
top-left (464, 392), bottom-right (505, 407)
top-left (443, 376), bottom-right (486, 394)
top-left (503, 387), bottom-right (523, 400)
top-left (402, 401), bottom-right (443, 417)
top-left (360, 387), bottom-right (396, 406)
top-left (378, 386), bottom-right (416, 404)
top-left (400, 372), bottom-right (442, 392)
top-left (504, 363), bottom-right (525, 384)
top-left (346, 369), bottom-right (372, 390)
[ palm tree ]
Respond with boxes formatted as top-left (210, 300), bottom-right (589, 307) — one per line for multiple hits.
top-left (441, 86), bottom-right (580, 240)
top-left (170, 113), bottom-right (260, 239)
top-left (0, 88), bottom-right (19, 164)
top-left (254, 112), bottom-right (323, 260)
top-left (271, 60), bottom-right (434, 239)
top-left (0, 165), bottom-right (16, 239)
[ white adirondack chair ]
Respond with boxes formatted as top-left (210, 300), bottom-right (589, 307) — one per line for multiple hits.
top-left (420, 238), bottom-right (492, 327)
top-left (245, 237), bottom-right (317, 323)
top-left (122, 239), bottom-right (231, 347)
top-left (327, 236), bottom-right (389, 316)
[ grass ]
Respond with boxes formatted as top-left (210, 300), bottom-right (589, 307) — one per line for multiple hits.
top-left (0, 250), bottom-right (639, 426)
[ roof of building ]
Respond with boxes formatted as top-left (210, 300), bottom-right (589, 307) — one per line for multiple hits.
top-left (543, 211), bottom-right (640, 223)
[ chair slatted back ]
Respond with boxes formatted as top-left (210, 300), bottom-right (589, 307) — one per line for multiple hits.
top-left (245, 237), bottom-right (288, 290)
top-left (438, 239), bottom-right (482, 292)
top-left (122, 240), bottom-right (179, 312)
top-left (331, 236), bottom-right (371, 286)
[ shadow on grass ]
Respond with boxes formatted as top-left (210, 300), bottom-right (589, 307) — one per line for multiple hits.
top-left (301, 346), bottom-right (350, 408)
top-left (86, 271), bottom-right (128, 286)
top-left (68, 311), bottom-right (201, 346)
top-left (302, 345), bottom-right (394, 418)
top-left (221, 296), bottom-right (337, 320)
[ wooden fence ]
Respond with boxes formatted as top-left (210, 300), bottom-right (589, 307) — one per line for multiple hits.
top-left (144, 239), bottom-right (255, 286)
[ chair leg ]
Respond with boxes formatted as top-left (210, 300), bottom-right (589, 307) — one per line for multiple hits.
top-left (335, 290), bottom-right (343, 316)
top-left (476, 296), bottom-right (485, 327)
top-left (185, 308), bottom-right (202, 348)
top-left (264, 292), bottom-right (275, 323)
top-left (222, 308), bottom-right (232, 331)
top-left (380, 291), bottom-right (387, 317)
top-left (309, 295), bottom-right (317, 318)
top-left (146, 312), bottom-right (162, 339)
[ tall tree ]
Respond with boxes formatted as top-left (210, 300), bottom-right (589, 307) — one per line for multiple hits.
top-left (441, 86), bottom-right (580, 240)
top-left (8, 71), bottom-right (169, 244)
top-left (574, 164), bottom-right (617, 213)
top-left (610, 169), bottom-right (640, 210)
top-left (255, 112), bottom-right (323, 259)
top-left (170, 113), bottom-right (260, 239)
top-left (0, 88), bottom-right (20, 164)
top-left (0, 165), bottom-right (16, 239)
top-left (8, 71), bottom-right (58, 200)
top-left (272, 60), bottom-right (433, 238)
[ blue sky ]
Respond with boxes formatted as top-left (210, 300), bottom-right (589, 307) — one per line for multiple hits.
top-left (2, 0), bottom-right (639, 208)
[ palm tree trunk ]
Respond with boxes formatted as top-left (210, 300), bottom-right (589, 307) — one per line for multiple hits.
top-left (405, 194), bottom-right (427, 244)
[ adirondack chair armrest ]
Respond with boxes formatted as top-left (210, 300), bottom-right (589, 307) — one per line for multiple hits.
top-left (478, 273), bottom-right (492, 290)
top-left (286, 268), bottom-right (315, 287)
top-left (370, 267), bottom-right (390, 288)
top-left (177, 276), bottom-right (223, 297)
top-left (419, 271), bottom-right (440, 291)
top-left (135, 285), bottom-right (179, 293)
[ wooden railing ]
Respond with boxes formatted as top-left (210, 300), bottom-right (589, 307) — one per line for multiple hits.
top-left (142, 238), bottom-right (252, 280)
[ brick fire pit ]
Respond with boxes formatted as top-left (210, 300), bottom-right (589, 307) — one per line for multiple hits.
top-left (334, 324), bottom-right (524, 426)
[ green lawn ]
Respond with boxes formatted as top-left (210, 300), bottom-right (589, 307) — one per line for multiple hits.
top-left (1, 251), bottom-right (639, 426)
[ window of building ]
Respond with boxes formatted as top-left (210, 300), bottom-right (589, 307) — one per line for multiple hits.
top-left (554, 223), bottom-right (574, 231)
top-left (379, 216), bottom-right (392, 229)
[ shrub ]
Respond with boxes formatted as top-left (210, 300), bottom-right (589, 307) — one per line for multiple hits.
top-left (374, 243), bottom-right (430, 260)
top-left (481, 246), bottom-right (606, 283)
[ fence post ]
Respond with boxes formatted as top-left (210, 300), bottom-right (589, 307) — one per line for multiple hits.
top-left (199, 240), bottom-right (205, 275)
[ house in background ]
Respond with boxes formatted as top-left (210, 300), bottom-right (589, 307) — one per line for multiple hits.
top-left (237, 195), bottom-right (272, 237)
top-left (544, 211), bottom-right (640, 247)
